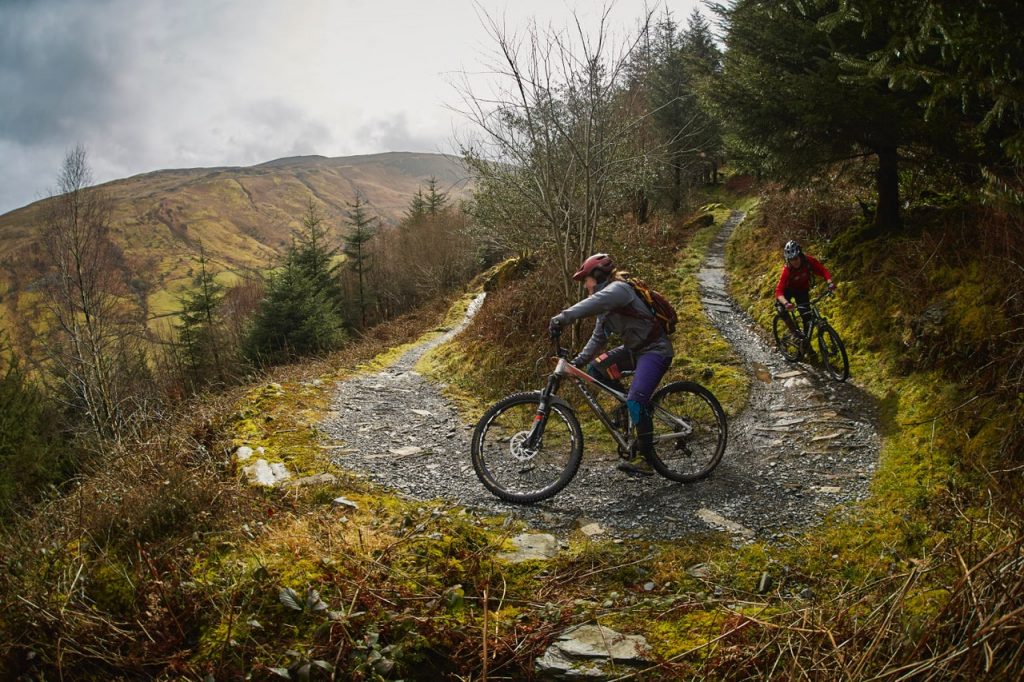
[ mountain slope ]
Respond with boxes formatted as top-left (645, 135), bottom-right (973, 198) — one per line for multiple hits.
top-left (0, 152), bottom-right (471, 333)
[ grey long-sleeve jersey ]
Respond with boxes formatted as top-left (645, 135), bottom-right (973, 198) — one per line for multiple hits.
top-left (551, 280), bottom-right (674, 363)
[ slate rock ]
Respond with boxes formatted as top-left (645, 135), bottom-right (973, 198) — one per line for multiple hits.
top-left (535, 624), bottom-right (650, 680)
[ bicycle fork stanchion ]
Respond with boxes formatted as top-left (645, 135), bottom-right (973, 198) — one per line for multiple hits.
top-left (524, 373), bottom-right (560, 450)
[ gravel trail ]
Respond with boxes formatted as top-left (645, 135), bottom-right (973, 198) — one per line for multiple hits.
top-left (320, 213), bottom-right (880, 541)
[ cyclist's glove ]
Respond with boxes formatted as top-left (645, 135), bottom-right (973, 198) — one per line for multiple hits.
top-left (570, 355), bottom-right (589, 369)
top-left (548, 315), bottom-right (564, 337)
top-left (784, 301), bottom-right (796, 311)
top-left (827, 280), bottom-right (836, 292)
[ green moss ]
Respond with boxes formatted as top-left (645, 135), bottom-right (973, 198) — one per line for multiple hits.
top-left (645, 609), bottom-right (730, 659)
top-left (666, 213), bottom-right (749, 414)
top-left (87, 559), bottom-right (137, 616)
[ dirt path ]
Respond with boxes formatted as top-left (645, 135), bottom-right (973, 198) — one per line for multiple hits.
top-left (320, 213), bottom-right (880, 541)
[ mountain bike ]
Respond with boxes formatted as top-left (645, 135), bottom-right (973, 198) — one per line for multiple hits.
top-left (772, 288), bottom-right (849, 381)
top-left (470, 335), bottom-right (728, 503)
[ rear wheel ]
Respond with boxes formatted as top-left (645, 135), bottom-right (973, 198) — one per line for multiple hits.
top-left (773, 314), bottom-right (804, 361)
top-left (647, 382), bottom-right (727, 482)
top-left (471, 392), bottom-right (583, 503)
top-left (818, 324), bottom-right (849, 381)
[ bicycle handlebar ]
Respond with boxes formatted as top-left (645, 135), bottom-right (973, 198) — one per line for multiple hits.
top-left (810, 288), bottom-right (835, 305)
top-left (548, 329), bottom-right (570, 359)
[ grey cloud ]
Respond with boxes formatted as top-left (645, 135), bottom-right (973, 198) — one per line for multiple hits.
top-left (225, 98), bottom-right (336, 164)
top-left (355, 112), bottom-right (441, 154)
top-left (0, 0), bottom-right (132, 145)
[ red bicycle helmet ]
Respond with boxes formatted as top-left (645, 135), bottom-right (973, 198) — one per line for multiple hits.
top-left (572, 253), bottom-right (615, 282)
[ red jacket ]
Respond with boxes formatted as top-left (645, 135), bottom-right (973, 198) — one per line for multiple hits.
top-left (775, 255), bottom-right (831, 298)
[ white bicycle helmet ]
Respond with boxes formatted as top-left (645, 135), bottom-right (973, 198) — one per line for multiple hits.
top-left (783, 240), bottom-right (802, 261)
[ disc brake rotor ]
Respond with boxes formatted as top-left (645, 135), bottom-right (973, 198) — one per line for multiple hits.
top-left (509, 431), bottom-right (538, 462)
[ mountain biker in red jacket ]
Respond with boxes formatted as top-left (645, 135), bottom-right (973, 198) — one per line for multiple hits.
top-left (548, 253), bottom-right (673, 476)
top-left (775, 240), bottom-right (835, 338)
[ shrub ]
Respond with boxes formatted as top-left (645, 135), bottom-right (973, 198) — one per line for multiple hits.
top-left (0, 341), bottom-right (67, 518)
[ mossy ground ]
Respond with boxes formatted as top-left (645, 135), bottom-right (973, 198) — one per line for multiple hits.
top-left (179, 205), bottom-right (768, 676)
top-left (413, 184), bottom-right (1022, 672)
top-left (4, 183), bottom-right (1020, 679)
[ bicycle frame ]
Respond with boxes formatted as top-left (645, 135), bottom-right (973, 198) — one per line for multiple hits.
top-left (525, 345), bottom-right (692, 453)
top-left (789, 289), bottom-right (833, 341)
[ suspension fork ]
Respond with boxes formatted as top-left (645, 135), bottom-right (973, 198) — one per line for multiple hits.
top-left (525, 373), bottom-right (562, 449)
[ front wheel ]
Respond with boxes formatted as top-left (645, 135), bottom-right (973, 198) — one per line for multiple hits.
top-left (773, 314), bottom-right (804, 362)
top-left (818, 324), bottom-right (850, 381)
top-left (471, 392), bottom-right (583, 503)
top-left (647, 382), bottom-right (727, 482)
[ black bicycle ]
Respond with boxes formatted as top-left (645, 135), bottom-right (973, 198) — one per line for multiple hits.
top-left (470, 335), bottom-right (728, 503)
top-left (772, 288), bottom-right (849, 381)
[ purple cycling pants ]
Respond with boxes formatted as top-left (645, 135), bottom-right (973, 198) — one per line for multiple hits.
top-left (591, 346), bottom-right (671, 405)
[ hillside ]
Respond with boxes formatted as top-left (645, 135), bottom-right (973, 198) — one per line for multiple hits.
top-left (0, 152), bottom-right (471, 333)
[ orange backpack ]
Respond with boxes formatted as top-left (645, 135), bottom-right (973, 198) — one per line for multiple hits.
top-left (618, 278), bottom-right (678, 336)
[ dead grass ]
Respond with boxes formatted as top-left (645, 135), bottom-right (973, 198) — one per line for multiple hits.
top-left (0, 298), bottom-right (456, 679)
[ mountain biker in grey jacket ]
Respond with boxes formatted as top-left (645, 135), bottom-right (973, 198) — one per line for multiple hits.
top-left (549, 253), bottom-right (673, 476)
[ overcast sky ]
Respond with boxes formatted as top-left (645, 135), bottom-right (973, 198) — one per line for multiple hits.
top-left (0, 0), bottom-right (706, 215)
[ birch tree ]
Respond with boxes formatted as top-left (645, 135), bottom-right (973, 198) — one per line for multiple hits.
top-left (42, 145), bottom-right (141, 443)
top-left (454, 6), bottom-right (669, 305)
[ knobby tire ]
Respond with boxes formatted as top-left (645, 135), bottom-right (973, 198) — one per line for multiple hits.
top-left (819, 324), bottom-right (850, 381)
top-left (471, 392), bottom-right (583, 503)
top-left (647, 381), bottom-right (727, 482)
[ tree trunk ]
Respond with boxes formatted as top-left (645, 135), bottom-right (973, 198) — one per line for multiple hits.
top-left (873, 146), bottom-right (902, 232)
top-left (672, 163), bottom-right (682, 213)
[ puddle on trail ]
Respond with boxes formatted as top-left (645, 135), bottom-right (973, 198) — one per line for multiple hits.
top-left (752, 362), bottom-right (773, 382)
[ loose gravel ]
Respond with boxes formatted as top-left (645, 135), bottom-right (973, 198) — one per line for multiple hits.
top-left (320, 212), bottom-right (880, 542)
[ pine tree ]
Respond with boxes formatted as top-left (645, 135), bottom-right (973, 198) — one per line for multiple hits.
top-left (343, 195), bottom-right (377, 328)
top-left (712, 0), bottom-right (949, 231)
top-left (175, 244), bottom-right (226, 391)
top-left (682, 7), bottom-right (721, 77)
top-left (649, 12), bottom-right (702, 211)
top-left (828, 0), bottom-right (1023, 191)
top-left (405, 188), bottom-right (427, 224)
top-left (424, 177), bottom-right (449, 216)
top-left (0, 337), bottom-right (65, 515)
top-left (682, 7), bottom-right (724, 184)
top-left (244, 250), bottom-right (345, 365)
top-left (293, 198), bottom-right (343, 306)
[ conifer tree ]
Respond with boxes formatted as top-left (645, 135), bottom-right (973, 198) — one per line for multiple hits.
top-left (244, 250), bottom-right (345, 365)
top-left (682, 7), bottom-right (724, 184)
top-left (649, 12), bottom-right (700, 211)
top-left (175, 243), bottom-right (226, 391)
top-left (712, 0), bottom-right (945, 231)
top-left (424, 177), bottom-right (449, 215)
top-left (682, 7), bottom-right (721, 77)
top-left (0, 337), bottom-right (64, 515)
top-left (343, 195), bottom-right (377, 328)
top-left (405, 188), bottom-right (427, 224)
top-left (293, 198), bottom-right (342, 306)
top-left (828, 0), bottom-right (1023, 191)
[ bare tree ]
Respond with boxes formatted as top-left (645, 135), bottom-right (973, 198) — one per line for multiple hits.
top-left (454, 4), bottom-right (677, 305)
top-left (41, 145), bottom-right (142, 443)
